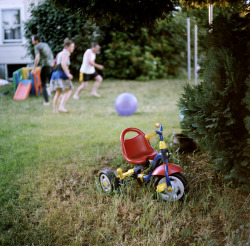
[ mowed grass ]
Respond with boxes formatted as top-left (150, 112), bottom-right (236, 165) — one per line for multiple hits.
top-left (0, 79), bottom-right (249, 245)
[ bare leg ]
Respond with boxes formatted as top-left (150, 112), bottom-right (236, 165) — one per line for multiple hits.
top-left (58, 94), bottom-right (63, 105)
top-left (59, 89), bottom-right (72, 112)
top-left (73, 82), bottom-right (88, 99)
top-left (53, 89), bottom-right (62, 114)
top-left (91, 75), bottom-right (103, 97)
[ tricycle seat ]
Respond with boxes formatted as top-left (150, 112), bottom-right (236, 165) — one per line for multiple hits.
top-left (120, 128), bottom-right (158, 165)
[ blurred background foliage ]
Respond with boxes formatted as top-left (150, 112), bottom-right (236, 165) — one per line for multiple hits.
top-left (101, 14), bottom-right (187, 80)
top-left (50, 0), bottom-right (178, 28)
top-left (24, 0), bottom-right (212, 80)
top-left (50, 0), bottom-right (248, 27)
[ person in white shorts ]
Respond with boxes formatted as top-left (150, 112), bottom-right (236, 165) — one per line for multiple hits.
top-left (73, 43), bottom-right (104, 99)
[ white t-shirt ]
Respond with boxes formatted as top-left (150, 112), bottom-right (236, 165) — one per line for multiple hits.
top-left (80, 49), bottom-right (96, 74)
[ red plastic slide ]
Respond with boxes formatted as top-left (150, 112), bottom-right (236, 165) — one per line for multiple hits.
top-left (13, 82), bottom-right (32, 100)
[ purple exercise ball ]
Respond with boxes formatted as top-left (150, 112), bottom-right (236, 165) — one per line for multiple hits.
top-left (115, 93), bottom-right (138, 116)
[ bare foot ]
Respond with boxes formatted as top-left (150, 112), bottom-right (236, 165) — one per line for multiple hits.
top-left (58, 107), bottom-right (69, 113)
top-left (91, 92), bottom-right (101, 98)
top-left (73, 94), bottom-right (79, 100)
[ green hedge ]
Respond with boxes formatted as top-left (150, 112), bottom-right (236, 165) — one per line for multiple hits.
top-left (102, 15), bottom-right (187, 80)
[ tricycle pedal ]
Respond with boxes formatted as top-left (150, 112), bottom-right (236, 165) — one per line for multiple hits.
top-left (156, 183), bottom-right (173, 193)
top-left (137, 173), bottom-right (145, 182)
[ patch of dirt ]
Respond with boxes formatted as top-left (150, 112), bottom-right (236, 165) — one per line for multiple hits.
top-left (46, 171), bottom-right (86, 202)
top-left (179, 152), bottom-right (224, 186)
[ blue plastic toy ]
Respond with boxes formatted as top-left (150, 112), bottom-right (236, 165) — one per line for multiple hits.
top-left (99, 123), bottom-right (189, 202)
top-left (115, 93), bottom-right (138, 116)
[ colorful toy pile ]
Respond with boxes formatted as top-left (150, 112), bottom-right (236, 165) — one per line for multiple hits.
top-left (13, 67), bottom-right (42, 100)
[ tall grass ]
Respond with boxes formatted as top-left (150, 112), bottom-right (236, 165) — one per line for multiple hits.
top-left (0, 79), bottom-right (249, 245)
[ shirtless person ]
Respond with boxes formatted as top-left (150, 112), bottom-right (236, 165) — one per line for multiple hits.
top-left (73, 43), bottom-right (104, 99)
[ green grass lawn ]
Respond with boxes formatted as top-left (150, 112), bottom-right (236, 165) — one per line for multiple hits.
top-left (0, 79), bottom-right (249, 245)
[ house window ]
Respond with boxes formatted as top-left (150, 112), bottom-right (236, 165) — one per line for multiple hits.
top-left (2, 9), bottom-right (22, 43)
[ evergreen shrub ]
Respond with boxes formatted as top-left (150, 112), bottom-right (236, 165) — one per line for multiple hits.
top-left (178, 11), bottom-right (250, 186)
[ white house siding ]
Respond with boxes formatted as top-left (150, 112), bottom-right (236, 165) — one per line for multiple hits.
top-left (0, 45), bottom-right (31, 64)
top-left (0, 0), bottom-right (41, 79)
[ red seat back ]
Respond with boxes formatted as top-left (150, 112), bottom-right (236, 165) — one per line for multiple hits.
top-left (120, 128), bottom-right (157, 165)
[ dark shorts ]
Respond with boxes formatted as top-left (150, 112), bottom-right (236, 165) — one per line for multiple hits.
top-left (83, 72), bottom-right (99, 81)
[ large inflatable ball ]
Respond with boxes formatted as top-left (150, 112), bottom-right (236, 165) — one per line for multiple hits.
top-left (115, 93), bottom-right (138, 116)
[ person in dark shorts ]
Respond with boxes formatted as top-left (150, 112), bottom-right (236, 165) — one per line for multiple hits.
top-left (31, 35), bottom-right (54, 105)
top-left (73, 43), bottom-right (104, 99)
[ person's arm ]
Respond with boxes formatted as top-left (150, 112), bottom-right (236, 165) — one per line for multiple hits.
top-left (87, 52), bottom-right (104, 70)
top-left (61, 53), bottom-right (73, 80)
top-left (31, 53), bottom-right (40, 74)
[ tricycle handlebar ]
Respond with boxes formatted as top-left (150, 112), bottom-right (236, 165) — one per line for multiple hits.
top-left (145, 131), bottom-right (156, 140)
top-left (145, 123), bottom-right (164, 140)
top-left (155, 122), bottom-right (161, 128)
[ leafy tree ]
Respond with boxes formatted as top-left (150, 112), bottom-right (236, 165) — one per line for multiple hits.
top-left (50, 0), bottom-right (178, 27)
top-left (50, 0), bottom-right (248, 28)
top-left (183, 0), bottom-right (247, 8)
top-left (178, 10), bottom-right (250, 186)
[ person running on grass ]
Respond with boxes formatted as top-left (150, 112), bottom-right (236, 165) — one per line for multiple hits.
top-left (50, 38), bottom-right (75, 114)
top-left (73, 43), bottom-right (104, 99)
top-left (31, 35), bottom-right (54, 106)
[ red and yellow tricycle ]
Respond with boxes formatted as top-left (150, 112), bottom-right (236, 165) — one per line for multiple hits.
top-left (99, 123), bottom-right (189, 202)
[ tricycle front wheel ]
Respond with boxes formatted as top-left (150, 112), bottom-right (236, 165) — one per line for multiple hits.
top-left (99, 169), bottom-right (119, 193)
top-left (154, 173), bottom-right (188, 202)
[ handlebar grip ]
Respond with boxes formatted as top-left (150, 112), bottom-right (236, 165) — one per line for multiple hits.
top-left (155, 122), bottom-right (161, 128)
top-left (145, 131), bottom-right (156, 140)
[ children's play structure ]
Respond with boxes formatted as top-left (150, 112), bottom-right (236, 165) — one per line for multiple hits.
top-left (13, 67), bottom-right (42, 100)
top-left (99, 123), bottom-right (189, 202)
